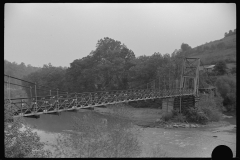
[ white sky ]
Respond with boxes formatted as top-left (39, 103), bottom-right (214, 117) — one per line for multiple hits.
top-left (4, 3), bottom-right (236, 67)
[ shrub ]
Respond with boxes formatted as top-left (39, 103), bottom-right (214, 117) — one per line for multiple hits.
top-left (161, 112), bottom-right (173, 122)
top-left (197, 94), bottom-right (223, 122)
top-left (184, 107), bottom-right (209, 124)
top-left (4, 118), bottom-right (51, 158)
top-left (215, 75), bottom-right (236, 111)
top-left (171, 109), bottom-right (179, 117)
top-left (172, 113), bottom-right (186, 123)
top-left (52, 113), bottom-right (141, 157)
top-left (201, 107), bottom-right (221, 122)
top-left (4, 102), bottom-right (52, 158)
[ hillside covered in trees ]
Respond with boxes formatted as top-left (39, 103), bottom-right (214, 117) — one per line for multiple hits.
top-left (4, 60), bottom-right (40, 98)
top-left (5, 29), bottom-right (236, 111)
top-left (177, 29), bottom-right (236, 65)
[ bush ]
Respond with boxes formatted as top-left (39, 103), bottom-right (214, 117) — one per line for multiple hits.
top-left (4, 118), bottom-right (51, 158)
top-left (201, 107), bottom-right (221, 122)
top-left (184, 107), bottom-right (209, 124)
top-left (215, 75), bottom-right (236, 111)
top-left (161, 112), bottom-right (173, 122)
top-left (52, 113), bottom-right (141, 157)
top-left (172, 113), bottom-right (186, 123)
top-left (197, 94), bottom-right (223, 122)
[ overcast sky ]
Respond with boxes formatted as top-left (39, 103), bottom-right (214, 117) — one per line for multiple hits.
top-left (4, 3), bottom-right (236, 67)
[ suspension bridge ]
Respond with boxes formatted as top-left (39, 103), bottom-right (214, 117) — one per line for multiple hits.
top-left (4, 58), bottom-right (214, 119)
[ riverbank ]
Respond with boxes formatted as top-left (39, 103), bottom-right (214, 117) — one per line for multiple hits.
top-left (94, 104), bottom-right (236, 130)
top-left (94, 104), bottom-right (236, 157)
top-left (29, 104), bottom-right (236, 157)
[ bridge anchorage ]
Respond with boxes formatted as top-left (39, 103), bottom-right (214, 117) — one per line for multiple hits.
top-left (4, 58), bottom-right (214, 120)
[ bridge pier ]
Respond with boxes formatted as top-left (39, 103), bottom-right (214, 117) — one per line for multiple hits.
top-left (173, 95), bottom-right (195, 113)
top-left (162, 98), bottom-right (174, 113)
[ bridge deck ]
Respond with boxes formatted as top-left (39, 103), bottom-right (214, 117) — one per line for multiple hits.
top-left (5, 89), bottom-right (194, 118)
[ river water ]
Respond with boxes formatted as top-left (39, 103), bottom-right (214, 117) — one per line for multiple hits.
top-left (23, 109), bottom-right (132, 133)
top-left (21, 108), bottom-right (236, 157)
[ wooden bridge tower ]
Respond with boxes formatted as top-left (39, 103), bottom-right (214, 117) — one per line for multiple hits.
top-left (180, 58), bottom-right (200, 97)
top-left (172, 58), bottom-right (200, 113)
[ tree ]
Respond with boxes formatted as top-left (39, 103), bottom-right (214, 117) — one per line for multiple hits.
top-left (224, 32), bottom-right (228, 37)
top-left (196, 46), bottom-right (203, 53)
top-left (213, 61), bottom-right (227, 75)
top-left (4, 103), bottom-right (51, 158)
top-left (215, 75), bottom-right (236, 111)
top-left (211, 44), bottom-right (216, 50)
top-left (216, 42), bottom-right (226, 50)
top-left (66, 37), bottom-right (136, 92)
top-left (181, 43), bottom-right (192, 52)
top-left (231, 67), bottom-right (236, 74)
top-left (23, 65), bottom-right (67, 98)
top-left (204, 45), bottom-right (210, 51)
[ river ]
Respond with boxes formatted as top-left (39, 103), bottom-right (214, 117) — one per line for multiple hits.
top-left (21, 106), bottom-right (236, 157)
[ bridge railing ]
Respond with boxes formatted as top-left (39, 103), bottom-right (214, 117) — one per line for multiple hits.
top-left (4, 88), bottom-right (194, 117)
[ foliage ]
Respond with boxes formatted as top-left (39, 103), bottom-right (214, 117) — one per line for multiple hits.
top-left (224, 29), bottom-right (236, 37)
top-left (23, 64), bottom-right (67, 97)
top-left (4, 85), bottom-right (28, 99)
top-left (216, 42), bottom-right (226, 50)
top-left (181, 43), bottom-right (192, 52)
top-left (51, 113), bottom-right (141, 157)
top-left (66, 37), bottom-right (135, 92)
top-left (4, 117), bottom-right (51, 158)
top-left (161, 112), bottom-right (173, 122)
top-left (213, 61), bottom-right (227, 75)
top-left (4, 60), bottom-right (40, 99)
top-left (231, 67), bottom-right (236, 74)
top-left (4, 60), bottom-right (40, 81)
top-left (198, 95), bottom-right (222, 122)
top-left (184, 107), bottom-right (209, 125)
top-left (172, 113), bottom-right (186, 123)
top-left (215, 75), bottom-right (236, 111)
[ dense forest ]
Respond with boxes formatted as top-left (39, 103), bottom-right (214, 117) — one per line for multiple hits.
top-left (21, 37), bottom-right (185, 96)
top-left (4, 31), bottom-right (236, 111)
top-left (4, 60), bottom-right (40, 98)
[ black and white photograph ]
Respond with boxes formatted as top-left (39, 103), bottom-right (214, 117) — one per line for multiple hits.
top-left (4, 3), bottom-right (236, 158)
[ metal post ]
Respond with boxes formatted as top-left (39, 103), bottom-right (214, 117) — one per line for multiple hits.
top-left (167, 98), bottom-right (169, 113)
top-left (159, 75), bottom-right (160, 91)
top-left (179, 90), bottom-right (182, 114)
top-left (57, 89), bottom-right (59, 110)
top-left (30, 86), bottom-right (32, 98)
top-left (8, 75), bottom-right (11, 103)
top-left (21, 99), bottom-right (23, 115)
top-left (34, 82), bottom-right (37, 113)
top-left (169, 69), bottom-right (170, 90)
top-left (75, 93), bottom-right (77, 107)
